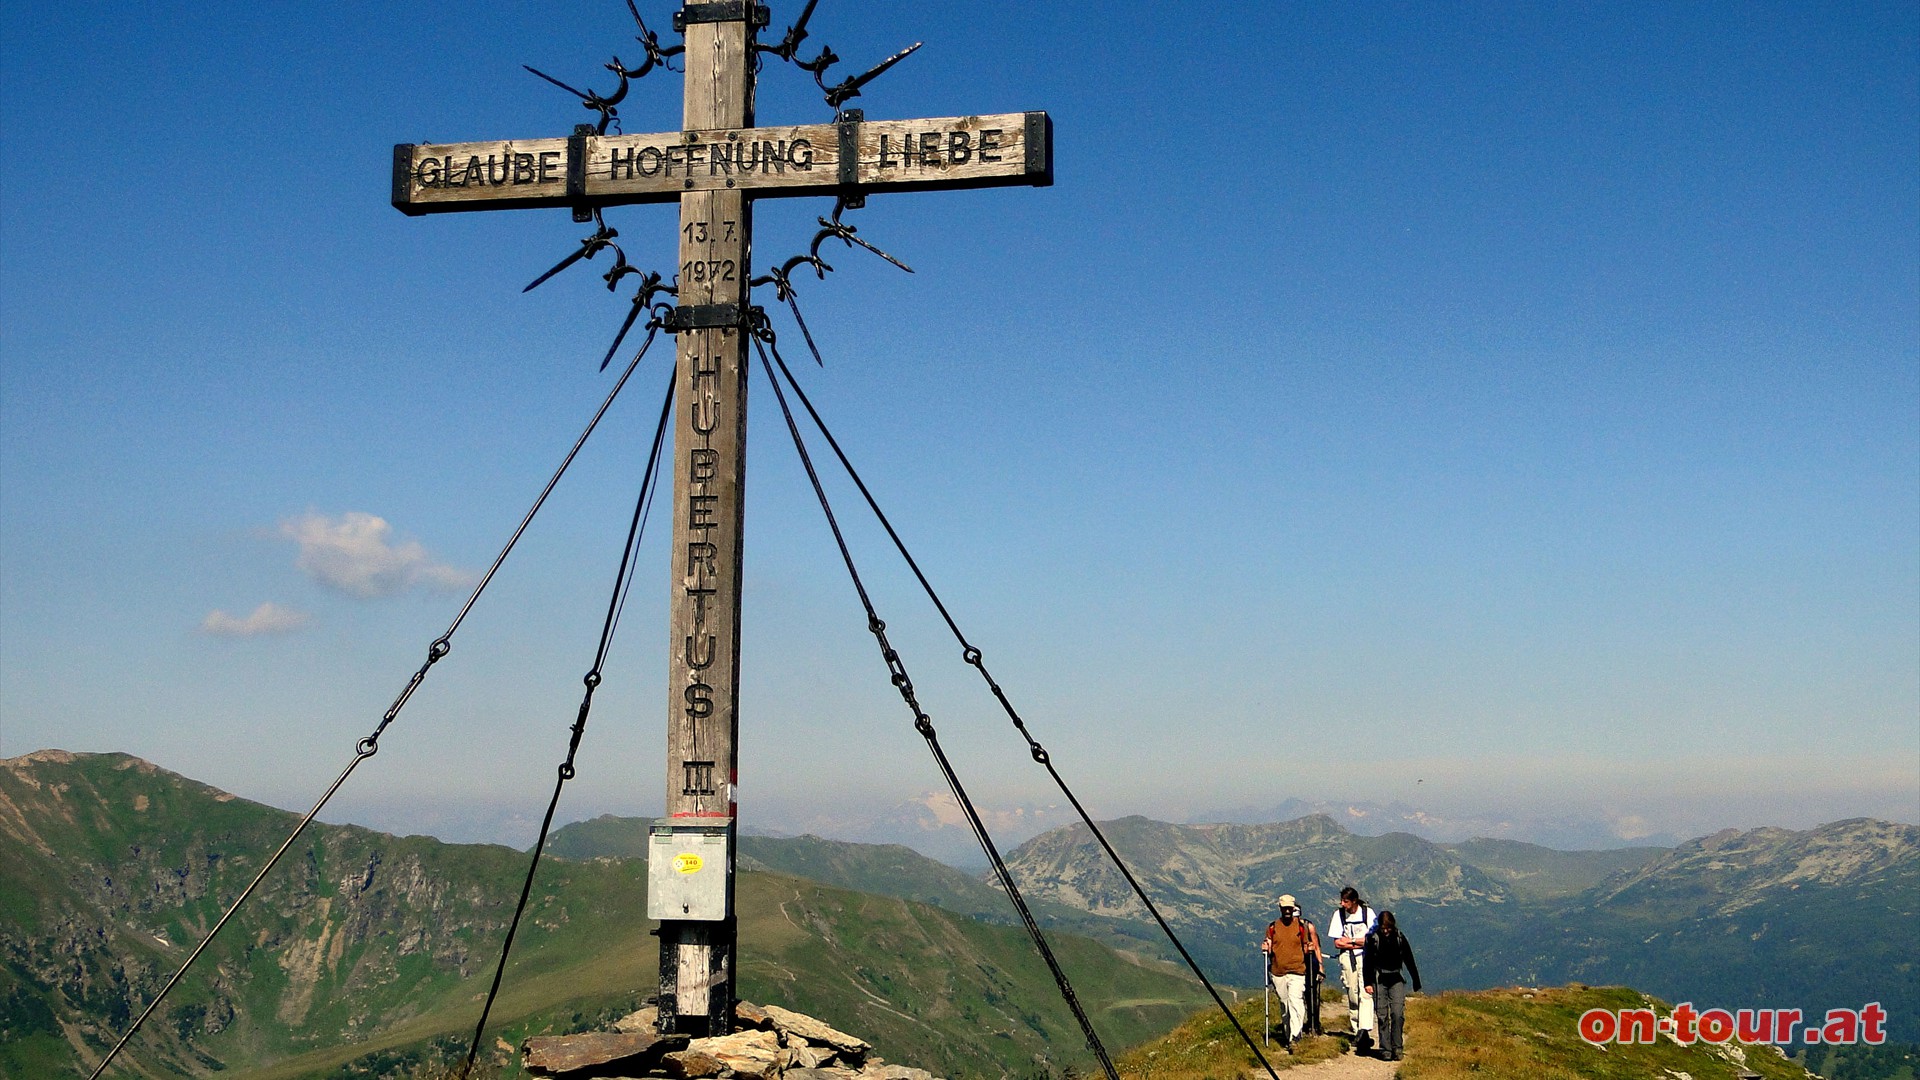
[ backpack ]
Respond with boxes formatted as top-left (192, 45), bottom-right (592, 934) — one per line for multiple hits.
top-left (1268, 918), bottom-right (1316, 972)
top-left (1339, 905), bottom-right (1375, 940)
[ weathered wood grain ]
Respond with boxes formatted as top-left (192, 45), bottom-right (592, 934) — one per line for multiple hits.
top-left (656, 5), bottom-right (753, 1039)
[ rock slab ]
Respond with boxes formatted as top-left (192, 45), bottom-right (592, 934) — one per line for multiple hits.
top-left (690, 1029), bottom-right (783, 1079)
top-left (520, 1003), bottom-right (943, 1080)
top-left (522, 1030), bottom-right (689, 1077)
top-left (763, 1003), bottom-right (871, 1058)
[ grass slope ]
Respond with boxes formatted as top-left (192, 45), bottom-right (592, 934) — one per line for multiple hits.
top-left (738, 877), bottom-right (1201, 1077)
top-left (1118, 985), bottom-right (1814, 1080)
top-left (552, 815), bottom-right (1185, 966)
top-left (221, 873), bottom-right (1210, 1080)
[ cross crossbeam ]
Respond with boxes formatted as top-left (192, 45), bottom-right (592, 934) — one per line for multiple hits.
top-left (394, 112), bottom-right (1049, 214)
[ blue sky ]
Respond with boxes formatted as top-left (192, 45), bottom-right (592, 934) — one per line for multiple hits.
top-left (3, 1), bottom-right (1915, 849)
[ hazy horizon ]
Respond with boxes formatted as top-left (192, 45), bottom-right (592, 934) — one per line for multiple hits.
top-left (11, 745), bottom-right (1911, 865)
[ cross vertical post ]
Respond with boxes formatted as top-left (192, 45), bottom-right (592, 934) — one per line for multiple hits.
top-left (656, 0), bottom-right (756, 1039)
top-left (390, 0), bottom-right (1054, 1045)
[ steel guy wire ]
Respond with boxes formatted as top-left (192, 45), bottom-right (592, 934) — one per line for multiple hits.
top-left (460, 361), bottom-right (676, 1080)
top-left (750, 325), bottom-right (1119, 1080)
top-left (760, 301), bottom-right (1285, 1080)
top-left (85, 324), bottom-right (666, 1080)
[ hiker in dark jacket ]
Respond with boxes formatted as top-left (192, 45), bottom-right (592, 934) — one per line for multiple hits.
top-left (1362, 910), bottom-right (1422, 1061)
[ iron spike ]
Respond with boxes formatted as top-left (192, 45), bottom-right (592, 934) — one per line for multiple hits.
top-left (524, 248), bottom-right (590, 293)
top-left (781, 0), bottom-right (821, 54)
top-left (602, 301), bottom-right (644, 371)
top-left (792, 0), bottom-right (822, 37)
top-left (817, 216), bottom-right (914, 274)
top-left (826, 41), bottom-right (921, 106)
top-left (523, 64), bottom-right (591, 101)
top-left (526, 225), bottom-right (617, 293)
top-left (843, 232), bottom-right (913, 274)
top-left (784, 291), bottom-right (825, 366)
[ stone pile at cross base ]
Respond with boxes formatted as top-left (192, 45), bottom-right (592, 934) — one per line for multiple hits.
top-left (520, 1001), bottom-right (946, 1080)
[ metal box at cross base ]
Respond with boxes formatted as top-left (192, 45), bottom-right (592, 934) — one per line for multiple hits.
top-left (647, 824), bottom-right (731, 921)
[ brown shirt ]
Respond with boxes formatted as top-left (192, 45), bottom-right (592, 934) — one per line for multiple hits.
top-left (1265, 917), bottom-right (1318, 977)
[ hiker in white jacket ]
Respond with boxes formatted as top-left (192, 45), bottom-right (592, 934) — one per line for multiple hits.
top-left (1327, 886), bottom-right (1377, 1051)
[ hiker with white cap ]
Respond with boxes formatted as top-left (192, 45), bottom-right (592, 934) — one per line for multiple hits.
top-left (1260, 893), bottom-right (1322, 1049)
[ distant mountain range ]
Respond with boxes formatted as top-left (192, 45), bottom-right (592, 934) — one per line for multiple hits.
top-left (750, 791), bottom-right (1082, 868)
top-left (1189, 796), bottom-right (1686, 849)
top-left (750, 790), bottom-right (1687, 868)
top-left (552, 808), bottom-right (1920, 1043)
top-left (0, 751), bottom-right (1206, 1079)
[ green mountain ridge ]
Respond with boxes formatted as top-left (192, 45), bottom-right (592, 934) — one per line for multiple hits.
top-left (0, 751), bottom-right (1208, 1079)
top-left (548, 816), bottom-right (1181, 966)
top-left (550, 816), bottom-right (1008, 921)
top-left (12, 748), bottom-right (1910, 1079)
top-left (1464, 817), bottom-right (1920, 1043)
top-left (1446, 835), bottom-right (1668, 899)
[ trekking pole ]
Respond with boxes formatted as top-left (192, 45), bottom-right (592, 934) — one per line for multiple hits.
top-left (1319, 957), bottom-right (1327, 1036)
top-left (1260, 950), bottom-right (1270, 1047)
top-left (1305, 954), bottom-right (1315, 1038)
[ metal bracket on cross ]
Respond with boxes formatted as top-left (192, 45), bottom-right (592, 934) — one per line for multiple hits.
top-left (673, 1), bottom-right (769, 31)
top-left (662, 302), bottom-right (749, 333)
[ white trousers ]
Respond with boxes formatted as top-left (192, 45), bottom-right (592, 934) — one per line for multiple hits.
top-left (1268, 972), bottom-right (1307, 1041)
top-left (1338, 951), bottom-right (1375, 1034)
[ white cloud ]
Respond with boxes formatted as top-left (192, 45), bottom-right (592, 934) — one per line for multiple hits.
top-left (201, 602), bottom-right (311, 637)
top-left (280, 511), bottom-right (471, 598)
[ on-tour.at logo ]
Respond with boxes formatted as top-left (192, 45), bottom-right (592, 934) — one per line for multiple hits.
top-left (1578, 1002), bottom-right (1889, 1046)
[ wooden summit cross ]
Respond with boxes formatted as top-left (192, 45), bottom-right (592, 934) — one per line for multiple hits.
top-left (391, 2), bottom-right (1051, 1039)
